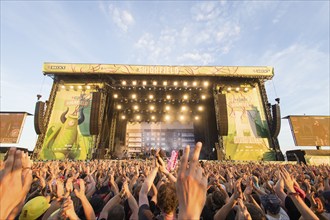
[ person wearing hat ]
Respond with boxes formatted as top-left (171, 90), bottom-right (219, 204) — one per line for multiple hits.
top-left (260, 194), bottom-right (289, 220)
top-left (19, 196), bottom-right (50, 220)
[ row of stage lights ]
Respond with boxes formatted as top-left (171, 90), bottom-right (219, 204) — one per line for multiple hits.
top-left (120, 80), bottom-right (209, 87)
top-left (116, 104), bottom-right (204, 112)
top-left (219, 85), bottom-right (257, 93)
top-left (120, 114), bottom-right (201, 122)
top-left (113, 93), bottom-right (207, 101)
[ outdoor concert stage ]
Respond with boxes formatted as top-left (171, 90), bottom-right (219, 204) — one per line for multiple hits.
top-left (33, 63), bottom-right (283, 161)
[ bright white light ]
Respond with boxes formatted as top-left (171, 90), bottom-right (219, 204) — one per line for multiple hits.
top-left (203, 81), bottom-right (209, 87)
top-left (163, 81), bottom-right (167, 86)
top-left (117, 105), bottom-right (122, 110)
top-left (132, 81), bottom-right (137, 86)
top-left (143, 81), bottom-right (147, 86)
top-left (121, 115), bottom-right (126, 119)
top-left (165, 106), bottom-right (170, 111)
top-left (70, 85), bottom-right (74, 89)
top-left (244, 87), bottom-right (249, 92)
top-left (179, 115), bottom-right (185, 121)
top-left (227, 87), bottom-right (232, 91)
top-left (136, 115), bottom-right (141, 120)
top-left (235, 87), bottom-right (240, 92)
top-left (193, 81), bottom-right (197, 86)
top-left (132, 94), bottom-right (137, 99)
top-left (61, 85), bottom-right (65, 89)
top-left (122, 81), bottom-right (127, 85)
top-left (201, 95), bottom-right (206, 100)
top-left (166, 95), bottom-right (171, 99)
top-left (78, 85), bottom-right (82, 89)
top-left (150, 105), bottom-right (155, 110)
top-left (181, 106), bottom-right (187, 111)
top-left (198, 106), bottom-right (204, 111)
top-left (151, 115), bottom-right (155, 120)
top-left (86, 85), bottom-right (91, 90)
top-left (149, 94), bottom-right (154, 99)
top-left (133, 105), bottom-right (139, 110)
top-left (183, 94), bottom-right (188, 100)
top-left (153, 81), bottom-right (157, 86)
top-left (194, 116), bottom-right (199, 120)
top-left (183, 81), bottom-right (188, 86)
top-left (173, 81), bottom-right (178, 86)
top-left (165, 115), bottom-right (170, 121)
top-left (113, 94), bottom-right (118, 98)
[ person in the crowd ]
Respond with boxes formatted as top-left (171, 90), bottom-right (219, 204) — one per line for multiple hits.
top-left (1, 146), bottom-right (329, 220)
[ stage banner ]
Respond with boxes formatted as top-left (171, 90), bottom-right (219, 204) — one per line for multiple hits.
top-left (39, 85), bottom-right (96, 160)
top-left (222, 85), bottom-right (274, 161)
top-left (0, 112), bottom-right (27, 143)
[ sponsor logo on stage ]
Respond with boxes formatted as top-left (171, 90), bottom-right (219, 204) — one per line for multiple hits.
top-left (50, 65), bottom-right (66, 70)
top-left (253, 69), bottom-right (270, 73)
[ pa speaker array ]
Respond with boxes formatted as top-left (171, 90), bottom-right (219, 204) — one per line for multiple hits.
top-left (90, 92), bottom-right (101, 135)
top-left (34, 101), bottom-right (45, 135)
top-left (217, 94), bottom-right (228, 136)
top-left (271, 104), bottom-right (281, 138)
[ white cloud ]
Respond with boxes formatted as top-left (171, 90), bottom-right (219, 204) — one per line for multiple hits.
top-left (177, 52), bottom-right (214, 65)
top-left (101, 3), bottom-right (134, 32)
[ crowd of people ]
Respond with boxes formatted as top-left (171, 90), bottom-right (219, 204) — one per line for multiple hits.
top-left (0, 143), bottom-right (329, 220)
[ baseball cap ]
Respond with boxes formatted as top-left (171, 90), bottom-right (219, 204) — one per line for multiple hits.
top-left (19, 196), bottom-right (50, 220)
top-left (260, 194), bottom-right (281, 215)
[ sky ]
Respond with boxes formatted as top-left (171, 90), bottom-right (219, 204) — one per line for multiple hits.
top-left (1, 1), bottom-right (329, 154)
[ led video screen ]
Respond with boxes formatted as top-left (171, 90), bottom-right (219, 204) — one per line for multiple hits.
top-left (289, 116), bottom-right (330, 146)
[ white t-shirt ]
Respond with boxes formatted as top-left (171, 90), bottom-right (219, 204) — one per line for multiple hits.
top-left (266, 207), bottom-right (290, 220)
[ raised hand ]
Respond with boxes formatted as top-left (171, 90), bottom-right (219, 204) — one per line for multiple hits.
top-left (176, 142), bottom-right (207, 219)
top-left (0, 148), bottom-right (33, 219)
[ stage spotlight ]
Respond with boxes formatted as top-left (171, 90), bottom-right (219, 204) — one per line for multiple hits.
top-left (227, 87), bottom-right (232, 92)
top-left (179, 115), bottom-right (185, 121)
top-left (166, 95), bottom-right (171, 100)
top-left (235, 87), bottom-right (240, 92)
top-left (163, 81), bottom-right (168, 86)
top-left (149, 94), bottom-right (154, 99)
top-left (142, 81), bottom-right (147, 86)
top-left (193, 81), bottom-right (197, 86)
top-left (149, 105), bottom-right (155, 110)
top-left (201, 95), bottom-right (206, 100)
top-left (133, 105), bottom-right (139, 110)
top-left (151, 115), bottom-right (155, 120)
top-left (86, 85), bottom-right (91, 90)
top-left (173, 81), bottom-right (178, 86)
top-left (153, 81), bottom-right (157, 86)
top-left (183, 94), bottom-right (188, 100)
top-left (117, 105), bottom-right (122, 110)
top-left (165, 105), bottom-right (170, 111)
top-left (198, 106), bottom-right (204, 111)
top-left (181, 106), bottom-right (187, 111)
top-left (136, 115), bottom-right (141, 120)
top-left (132, 81), bottom-right (137, 86)
top-left (132, 94), bottom-right (137, 99)
top-left (78, 85), bottom-right (82, 89)
top-left (121, 115), bottom-right (126, 120)
top-left (183, 81), bottom-right (188, 86)
top-left (61, 85), bottom-right (65, 89)
top-left (203, 81), bottom-right (209, 87)
top-left (194, 116), bottom-right (200, 120)
top-left (122, 81), bottom-right (127, 86)
top-left (70, 85), bottom-right (74, 89)
top-left (113, 94), bottom-right (118, 98)
top-left (165, 115), bottom-right (170, 121)
top-left (244, 87), bottom-right (249, 92)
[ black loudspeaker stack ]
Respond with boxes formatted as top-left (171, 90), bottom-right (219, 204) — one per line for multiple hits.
top-left (34, 101), bottom-right (45, 135)
top-left (271, 104), bottom-right (281, 138)
top-left (217, 94), bottom-right (229, 136)
top-left (90, 92), bottom-right (101, 135)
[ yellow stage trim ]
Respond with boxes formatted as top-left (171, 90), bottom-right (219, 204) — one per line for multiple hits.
top-left (43, 63), bottom-right (273, 78)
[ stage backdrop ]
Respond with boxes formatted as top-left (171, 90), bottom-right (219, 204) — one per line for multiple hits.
top-left (39, 84), bottom-right (97, 160)
top-left (222, 85), bottom-right (274, 161)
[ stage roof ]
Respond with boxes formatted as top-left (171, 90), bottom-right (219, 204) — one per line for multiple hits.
top-left (43, 63), bottom-right (274, 79)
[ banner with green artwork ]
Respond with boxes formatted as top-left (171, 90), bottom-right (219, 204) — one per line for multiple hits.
top-left (222, 85), bottom-right (274, 161)
top-left (39, 85), bottom-right (96, 160)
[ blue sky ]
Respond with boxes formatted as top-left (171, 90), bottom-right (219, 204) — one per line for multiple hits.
top-left (1, 1), bottom-right (329, 154)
